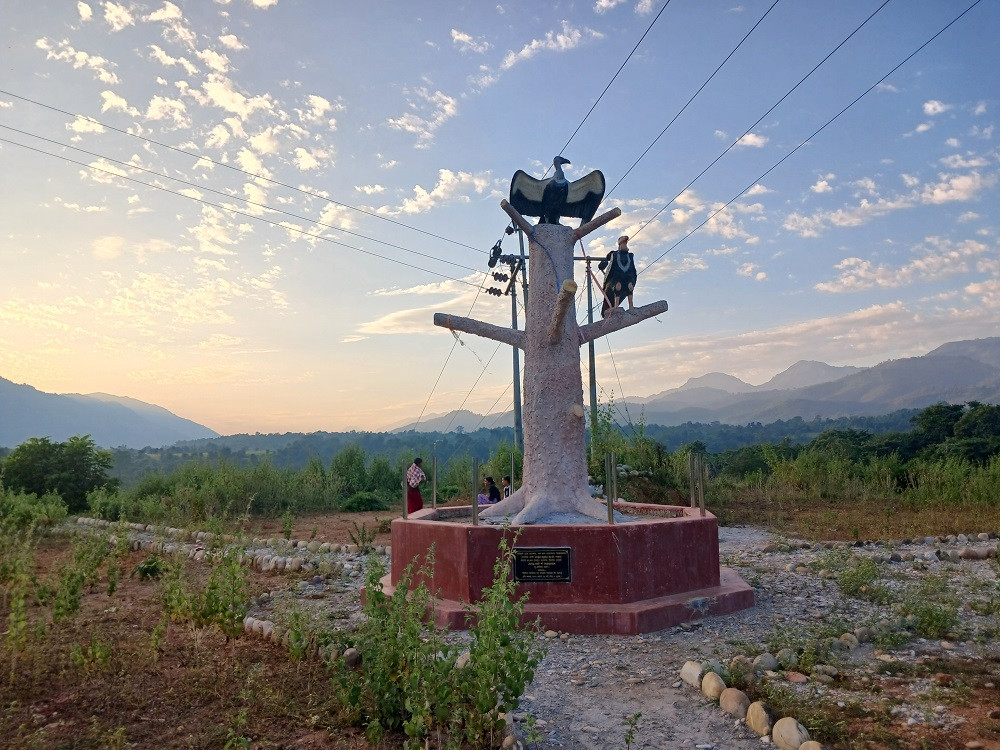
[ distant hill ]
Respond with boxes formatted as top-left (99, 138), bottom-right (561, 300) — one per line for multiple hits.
top-left (0, 377), bottom-right (219, 449)
top-left (390, 337), bottom-right (1000, 432)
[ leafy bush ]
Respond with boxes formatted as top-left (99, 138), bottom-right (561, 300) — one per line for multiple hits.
top-left (334, 534), bottom-right (545, 748)
top-left (339, 491), bottom-right (391, 513)
top-left (2, 435), bottom-right (118, 512)
top-left (0, 488), bottom-right (67, 532)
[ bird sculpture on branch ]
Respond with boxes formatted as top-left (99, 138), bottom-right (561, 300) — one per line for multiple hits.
top-left (509, 156), bottom-right (605, 226)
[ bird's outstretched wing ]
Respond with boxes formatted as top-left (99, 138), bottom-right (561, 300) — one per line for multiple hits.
top-left (564, 170), bottom-right (606, 222)
top-left (510, 170), bottom-right (547, 218)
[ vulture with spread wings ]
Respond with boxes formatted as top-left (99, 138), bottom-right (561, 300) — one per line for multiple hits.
top-left (509, 156), bottom-right (606, 226)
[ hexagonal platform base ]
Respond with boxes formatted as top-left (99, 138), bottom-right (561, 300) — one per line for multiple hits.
top-left (383, 503), bottom-right (754, 635)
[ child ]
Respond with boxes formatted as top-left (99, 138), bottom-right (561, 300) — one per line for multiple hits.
top-left (501, 475), bottom-right (512, 498)
top-left (477, 476), bottom-right (502, 505)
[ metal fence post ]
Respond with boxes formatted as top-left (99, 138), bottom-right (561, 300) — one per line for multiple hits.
top-left (471, 457), bottom-right (480, 526)
top-left (401, 461), bottom-right (408, 519)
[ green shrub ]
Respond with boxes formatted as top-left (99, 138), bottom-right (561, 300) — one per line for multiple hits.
top-left (0, 488), bottom-right (67, 532)
top-left (339, 491), bottom-right (391, 513)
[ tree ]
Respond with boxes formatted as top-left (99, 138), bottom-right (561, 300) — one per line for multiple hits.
top-left (910, 403), bottom-right (965, 442)
top-left (1, 435), bottom-right (117, 512)
top-left (953, 403), bottom-right (1000, 440)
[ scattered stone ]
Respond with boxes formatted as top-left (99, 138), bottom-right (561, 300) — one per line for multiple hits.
top-left (772, 716), bottom-right (810, 750)
top-left (753, 653), bottom-right (779, 672)
top-left (343, 647), bottom-right (362, 670)
top-left (799, 742), bottom-right (825, 750)
top-left (745, 701), bottom-right (775, 736)
top-left (544, 630), bottom-right (558, 639)
top-left (701, 672), bottom-right (726, 700)
top-left (680, 660), bottom-right (704, 688)
top-left (719, 688), bottom-right (750, 719)
top-left (786, 671), bottom-right (808, 684)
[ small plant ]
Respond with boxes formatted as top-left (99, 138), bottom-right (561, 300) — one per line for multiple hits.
top-left (223, 708), bottom-right (251, 750)
top-left (622, 712), bottom-right (641, 750)
top-left (348, 521), bottom-right (376, 554)
top-left (159, 546), bottom-right (250, 643)
top-left (131, 554), bottom-right (166, 580)
top-left (310, 525), bottom-right (318, 540)
top-left (835, 555), bottom-right (892, 604)
top-left (376, 517), bottom-right (392, 534)
top-left (523, 713), bottom-right (543, 747)
top-left (900, 576), bottom-right (959, 639)
top-left (280, 510), bottom-right (294, 540)
top-left (70, 637), bottom-right (112, 674)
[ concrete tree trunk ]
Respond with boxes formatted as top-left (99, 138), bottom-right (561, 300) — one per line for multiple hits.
top-left (433, 206), bottom-right (667, 524)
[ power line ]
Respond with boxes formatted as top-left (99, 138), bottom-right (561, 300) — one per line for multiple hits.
top-left (1, 135), bottom-right (486, 289)
top-left (621, 0), bottom-right (893, 245)
top-left (636, 0), bottom-right (985, 267)
top-left (553, 0), bottom-right (674, 162)
top-left (0, 88), bottom-right (481, 253)
top-left (0, 123), bottom-right (484, 276)
top-left (606, 0), bottom-right (782, 199)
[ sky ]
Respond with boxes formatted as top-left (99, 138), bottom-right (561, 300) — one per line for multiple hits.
top-left (1, 0), bottom-right (998, 436)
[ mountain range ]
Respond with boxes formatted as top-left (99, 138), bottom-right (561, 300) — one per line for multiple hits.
top-left (393, 337), bottom-right (1000, 432)
top-left (3, 337), bottom-right (998, 447)
top-left (0, 378), bottom-right (219, 449)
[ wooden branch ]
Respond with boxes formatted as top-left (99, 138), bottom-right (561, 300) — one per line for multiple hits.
top-left (500, 199), bottom-right (534, 235)
top-left (577, 300), bottom-right (668, 345)
top-left (573, 207), bottom-right (621, 241)
top-left (547, 279), bottom-right (578, 344)
top-left (434, 313), bottom-right (526, 349)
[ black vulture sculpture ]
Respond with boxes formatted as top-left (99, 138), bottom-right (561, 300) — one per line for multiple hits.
top-left (509, 156), bottom-right (605, 226)
top-left (598, 235), bottom-right (637, 317)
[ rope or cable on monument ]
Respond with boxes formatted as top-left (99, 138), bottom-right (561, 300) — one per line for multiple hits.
top-left (634, 0), bottom-right (984, 264)
top-left (0, 88), bottom-right (481, 254)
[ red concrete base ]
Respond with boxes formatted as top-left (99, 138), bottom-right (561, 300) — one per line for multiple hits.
top-left (384, 502), bottom-right (754, 635)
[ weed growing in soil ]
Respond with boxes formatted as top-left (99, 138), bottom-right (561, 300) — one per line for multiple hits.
top-left (347, 520), bottom-right (376, 554)
top-left (333, 532), bottom-right (545, 749)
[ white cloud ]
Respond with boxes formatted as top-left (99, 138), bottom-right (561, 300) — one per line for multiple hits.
top-left (737, 263), bottom-right (766, 281)
top-left (100, 89), bottom-right (139, 115)
top-left (815, 237), bottom-right (991, 293)
top-left (394, 169), bottom-right (492, 215)
top-left (103, 1), bottom-right (134, 31)
top-left (146, 1), bottom-right (183, 22)
top-left (810, 179), bottom-right (832, 194)
top-left (939, 153), bottom-right (989, 169)
top-left (451, 29), bottom-right (491, 53)
top-left (594, 0), bottom-right (628, 12)
top-left (965, 278), bottom-right (1000, 308)
top-left (297, 93), bottom-right (340, 126)
top-left (149, 44), bottom-right (198, 75)
top-left (355, 184), bottom-right (385, 195)
top-left (67, 115), bottom-right (105, 134)
top-left (293, 147), bottom-right (330, 171)
top-left (198, 333), bottom-right (244, 349)
top-left (145, 95), bottom-right (190, 128)
top-left (735, 132), bottom-right (768, 148)
top-left (920, 171), bottom-right (995, 204)
top-left (196, 48), bottom-right (231, 73)
top-left (78, 2), bottom-right (93, 20)
top-left (923, 99), bottom-right (952, 116)
top-left (93, 235), bottom-right (126, 260)
top-left (200, 73), bottom-right (274, 120)
top-left (387, 88), bottom-right (459, 148)
top-left (218, 33), bottom-right (245, 50)
top-left (250, 0), bottom-right (279, 7)
top-left (36, 38), bottom-right (119, 84)
top-left (973, 101), bottom-right (987, 116)
top-left (500, 21), bottom-right (603, 71)
top-left (744, 184), bottom-right (770, 196)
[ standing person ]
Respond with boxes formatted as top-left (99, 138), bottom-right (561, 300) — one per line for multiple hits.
top-left (406, 457), bottom-right (426, 514)
top-left (501, 475), bottom-right (513, 498)
top-left (477, 476), bottom-right (502, 505)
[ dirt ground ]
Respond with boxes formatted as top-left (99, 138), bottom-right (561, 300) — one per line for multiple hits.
top-left (2, 511), bottom-right (999, 749)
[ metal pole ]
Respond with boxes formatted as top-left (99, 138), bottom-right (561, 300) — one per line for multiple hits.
top-left (471, 457), bottom-right (480, 526)
top-left (688, 452), bottom-right (696, 508)
top-left (511, 280), bottom-right (524, 452)
top-left (432, 455), bottom-right (438, 509)
top-left (606, 452), bottom-right (616, 525)
top-left (401, 461), bottom-right (408, 519)
top-left (586, 259), bottom-right (598, 462)
top-left (698, 452), bottom-right (707, 517)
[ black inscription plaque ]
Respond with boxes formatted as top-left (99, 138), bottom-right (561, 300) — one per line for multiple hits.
top-left (512, 546), bottom-right (572, 583)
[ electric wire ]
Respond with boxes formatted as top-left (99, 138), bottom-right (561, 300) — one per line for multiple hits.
top-left (635, 0), bottom-right (984, 266)
top-left (0, 88), bottom-right (482, 254)
top-left (551, 0), bottom-right (674, 166)
top-left (605, 0), bottom-right (782, 199)
top-left (0, 136), bottom-right (486, 289)
top-left (0, 123), bottom-right (483, 275)
top-left (616, 0), bottom-right (894, 240)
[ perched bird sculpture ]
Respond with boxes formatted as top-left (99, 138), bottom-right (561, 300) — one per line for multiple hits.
top-left (598, 235), bottom-right (637, 317)
top-left (509, 156), bottom-right (605, 226)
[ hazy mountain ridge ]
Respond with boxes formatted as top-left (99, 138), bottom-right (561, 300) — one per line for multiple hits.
top-left (0, 378), bottom-right (219, 449)
top-left (392, 337), bottom-right (1000, 432)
